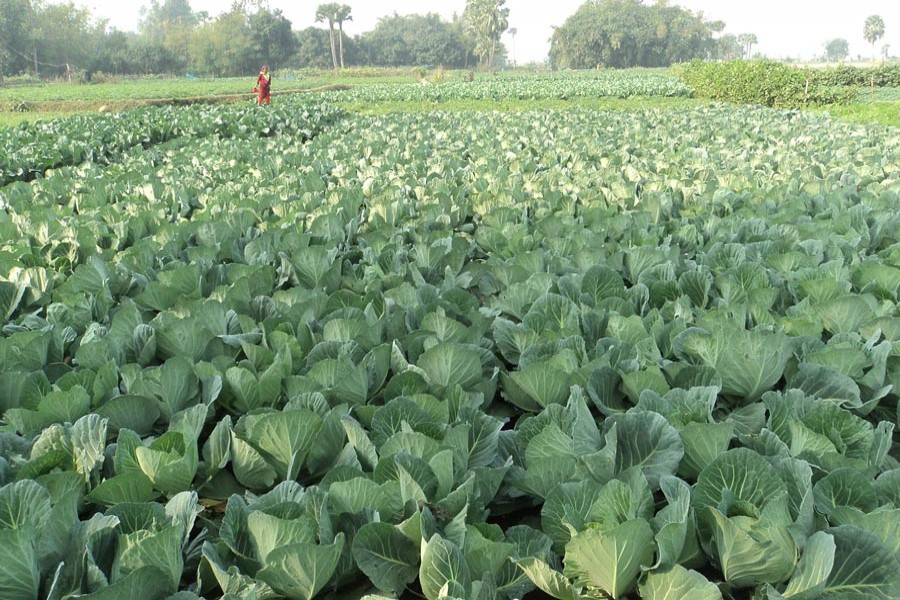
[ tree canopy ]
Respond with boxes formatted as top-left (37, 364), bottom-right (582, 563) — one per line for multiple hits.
top-left (463, 0), bottom-right (509, 68)
top-left (864, 15), bottom-right (886, 61)
top-left (359, 13), bottom-right (468, 68)
top-left (824, 38), bottom-right (849, 62)
top-left (549, 0), bottom-right (719, 69)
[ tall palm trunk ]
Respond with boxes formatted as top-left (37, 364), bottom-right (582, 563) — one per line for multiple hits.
top-left (338, 21), bottom-right (345, 68)
top-left (329, 22), bottom-right (338, 69)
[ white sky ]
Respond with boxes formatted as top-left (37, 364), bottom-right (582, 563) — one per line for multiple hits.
top-left (74, 0), bottom-right (900, 64)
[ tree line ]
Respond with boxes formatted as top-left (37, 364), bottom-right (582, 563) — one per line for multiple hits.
top-left (0, 0), bottom-right (514, 80)
top-left (13, 0), bottom-right (876, 81)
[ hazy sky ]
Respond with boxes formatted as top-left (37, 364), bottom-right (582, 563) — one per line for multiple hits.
top-left (73, 0), bottom-right (899, 64)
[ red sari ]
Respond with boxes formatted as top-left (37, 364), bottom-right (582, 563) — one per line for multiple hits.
top-left (256, 70), bottom-right (271, 105)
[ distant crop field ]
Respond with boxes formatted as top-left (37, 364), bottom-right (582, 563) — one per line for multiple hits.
top-left (1, 87), bottom-right (898, 599)
top-left (323, 70), bottom-right (692, 102)
top-left (0, 72), bottom-right (418, 104)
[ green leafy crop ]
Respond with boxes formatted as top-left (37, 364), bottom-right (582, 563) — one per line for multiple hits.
top-left (1, 88), bottom-right (899, 599)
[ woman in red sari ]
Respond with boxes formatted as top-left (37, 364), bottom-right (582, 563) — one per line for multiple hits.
top-left (254, 65), bottom-right (271, 106)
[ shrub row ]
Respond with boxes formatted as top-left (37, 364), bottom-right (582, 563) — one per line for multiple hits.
top-left (675, 60), bottom-right (854, 108)
top-left (807, 63), bottom-right (900, 88)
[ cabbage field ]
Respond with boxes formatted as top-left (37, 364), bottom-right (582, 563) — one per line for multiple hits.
top-left (320, 71), bottom-right (692, 103)
top-left (1, 92), bottom-right (899, 600)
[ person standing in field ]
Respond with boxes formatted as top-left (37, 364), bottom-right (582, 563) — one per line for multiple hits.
top-left (255, 65), bottom-right (271, 106)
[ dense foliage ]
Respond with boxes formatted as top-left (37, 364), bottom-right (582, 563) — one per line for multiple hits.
top-left (357, 14), bottom-right (469, 69)
top-left (0, 0), bottom-right (299, 79)
top-left (549, 0), bottom-right (722, 69)
top-left (806, 64), bottom-right (900, 88)
top-left (676, 60), bottom-right (856, 108)
top-left (0, 94), bottom-right (898, 599)
top-left (189, 7), bottom-right (297, 77)
top-left (0, 0), bottom-right (490, 79)
top-left (823, 39), bottom-right (850, 63)
top-left (462, 0), bottom-right (509, 69)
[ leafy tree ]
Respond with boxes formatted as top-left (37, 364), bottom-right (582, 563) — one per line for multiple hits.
top-left (715, 34), bottom-right (743, 61)
top-left (0, 0), bottom-right (31, 80)
top-left (91, 29), bottom-right (138, 75)
top-left (188, 8), bottom-right (254, 76)
top-left (823, 38), bottom-right (849, 62)
top-left (653, 2), bottom-right (719, 64)
top-left (182, 3), bottom-right (296, 76)
top-left (463, 0), bottom-right (509, 69)
top-left (550, 0), bottom-right (717, 69)
top-left (247, 7), bottom-right (296, 70)
top-left (138, 0), bottom-right (202, 66)
top-left (737, 33), bottom-right (758, 59)
top-left (128, 37), bottom-right (182, 74)
top-left (139, 0), bottom-right (199, 40)
top-left (293, 26), bottom-right (337, 68)
top-left (359, 13), bottom-right (467, 68)
top-left (137, 0), bottom-right (204, 73)
top-left (864, 15), bottom-right (885, 62)
top-left (30, 2), bottom-right (107, 78)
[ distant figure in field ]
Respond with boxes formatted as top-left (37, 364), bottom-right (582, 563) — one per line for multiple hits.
top-left (254, 65), bottom-right (271, 106)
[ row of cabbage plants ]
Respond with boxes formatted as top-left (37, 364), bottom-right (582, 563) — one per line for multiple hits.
top-left (323, 70), bottom-right (691, 103)
top-left (0, 97), bottom-right (344, 186)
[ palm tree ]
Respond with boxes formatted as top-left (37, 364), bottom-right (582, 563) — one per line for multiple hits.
top-left (864, 15), bottom-right (885, 62)
top-left (487, 1), bottom-right (509, 69)
top-left (335, 4), bottom-right (352, 69)
top-left (508, 27), bottom-right (517, 67)
top-left (737, 33), bottom-right (758, 60)
top-left (464, 0), bottom-right (509, 69)
top-left (315, 3), bottom-right (340, 69)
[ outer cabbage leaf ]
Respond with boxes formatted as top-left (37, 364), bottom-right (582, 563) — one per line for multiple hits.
top-left (351, 522), bottom-right (419, 596)
top-left (602, 411), bottom-right (683, 489)
top-left (563, 519), bottom-right (654, 600)
top-left (514, 557), bottom-right (582, 600)
top-left (820, 525), bottom-right (900, 599)
top-left (704, 500), bottom-right (797, 589)
top-left (638, 564), bottom-right (722, 600)
top-left (0, 527), bottom-right (40, 600)
top-left (419, 534), bottom-right (470, 600)
top-left (674, 325), bottom-right (788, 401)
top-left (257, 534), bottom-right (345, 600)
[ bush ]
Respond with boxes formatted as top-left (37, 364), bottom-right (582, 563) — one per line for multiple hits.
top-left (675, 60), bottom-right (851, 108)
top-left (807, 64), bottom-right (900, 88)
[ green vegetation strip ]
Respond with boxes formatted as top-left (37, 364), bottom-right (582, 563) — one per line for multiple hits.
top-left (338, 96), bottom-right (703, 115)
top-left (1, 99), bottom-right (899, 599)
top-left (0, 73), bottom-right (418, 103)
top-left (808, 102), bottom-right (900, 128)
